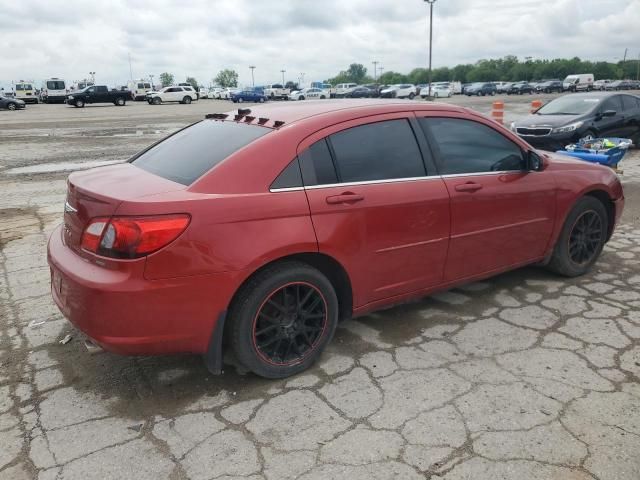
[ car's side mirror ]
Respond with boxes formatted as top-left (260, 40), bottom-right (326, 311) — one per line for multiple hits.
top-left (527, 151), bottom-right (544, 171)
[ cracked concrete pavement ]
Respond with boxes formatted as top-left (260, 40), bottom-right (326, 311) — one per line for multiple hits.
top-left (1, 99), bottom-right (640, 479)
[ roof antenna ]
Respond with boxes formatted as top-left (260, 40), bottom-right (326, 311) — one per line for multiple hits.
top-left (273, 120), bottom-right (285, 128)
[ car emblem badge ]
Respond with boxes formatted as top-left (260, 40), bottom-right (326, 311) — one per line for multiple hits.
top-left (64, 201), bottom-right (77, 214)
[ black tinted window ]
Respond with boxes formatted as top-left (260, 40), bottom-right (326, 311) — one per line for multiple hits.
top-left (421, 118), bottom-right (524, 174)
top-left (271, 160), bottom-right (302, 189)
top-left (328, 119), bottom-right (425, 182)
top-left (621, 95), bottom-right (638, 111)
top-left (132, 121), bottom-right (270, 185)
top-left (601, 96), bottom-right (622, 113)
top-left (299, 139), bottom-right (338, 186)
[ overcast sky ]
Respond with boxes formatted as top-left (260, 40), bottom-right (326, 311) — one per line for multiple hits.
top-left (1, 0), bottom-right (638, 90)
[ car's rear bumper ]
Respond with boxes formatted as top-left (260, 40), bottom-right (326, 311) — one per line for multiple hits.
top-left (47, 225), bottom-right (241, 356)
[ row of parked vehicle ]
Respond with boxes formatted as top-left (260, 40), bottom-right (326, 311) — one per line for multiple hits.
top-left (464, 75), bottom-right (640, 97)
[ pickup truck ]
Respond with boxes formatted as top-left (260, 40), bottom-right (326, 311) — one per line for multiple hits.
top-left (66, 85), bottom-right (129, 107)
top-left (262, 84), bottom-right (290, 100)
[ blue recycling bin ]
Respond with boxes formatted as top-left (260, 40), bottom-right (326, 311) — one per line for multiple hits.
top-left (555, 137), bottom-right (632, 168)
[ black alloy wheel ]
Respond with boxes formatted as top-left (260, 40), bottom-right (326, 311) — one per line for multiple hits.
top-left (567, 211), bottom-right (604, 266)
top-left (253, 283), bottom-right (327, 366)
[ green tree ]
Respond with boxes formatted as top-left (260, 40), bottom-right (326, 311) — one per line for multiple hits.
top-left (159, 72), bottom-right (174, 87)
top-left (347, 63), bottom-right (368, 83)
top-left (378, 71), bottom-right (407, 85)
top-left (214, 69), bottom-right (239, 88)
top-left (185, 77), bottom-right (199, 90)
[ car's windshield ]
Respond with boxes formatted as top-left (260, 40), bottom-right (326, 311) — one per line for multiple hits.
top-left (131, 120), bottom-right (271, 185)
top-left (536, 96), bottom-right (600, 115)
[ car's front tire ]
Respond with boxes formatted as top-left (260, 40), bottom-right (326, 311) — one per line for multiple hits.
top-left (547, 196), bottom-right (608, 277)
top-left (75, 99), bottom-right (84, 108)
top-left (228, 261), bottom-right (339, 379)
top-left (183, 96), bottom-right (192, 104)
top-left (7, 103), bottom-right (17, 111)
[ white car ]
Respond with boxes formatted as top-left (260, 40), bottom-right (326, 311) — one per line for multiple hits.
top-left (146, 86), bottom-right (198, 105)
top-left (594, 79), bottom-right (612, 91)
top-left (219, 88), bottom-right (241, 100)
top-left (198, 88), bottom-right (209, 99)
top-left (209, 87), bottom-right (223, 99)
top-left (335, 83), bottom-right (358, 97)
top-left (288, 88), bottom-right (329, 101)
top-left (380, 84), bottom-right (416, 99)
top-left (419, 85), bottom-right (451, 98)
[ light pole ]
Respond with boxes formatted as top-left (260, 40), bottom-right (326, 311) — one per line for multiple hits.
top-left (424, 0), bottom-right (436, 98)
top-left (249, 66), bottom-right (256, 87)
top-left (299, 72), bottom-right (305, 87)
top-left (373, 61), bottom-right (379, 82)
top-left (281, 69), bottom-right (286, 85)
top-left (149, 74), bottom-right (154, 89)
top-left (89, 71), bottom-right (96, 84)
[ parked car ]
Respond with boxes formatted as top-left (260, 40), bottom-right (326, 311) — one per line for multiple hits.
top-left (535, 80), bottom-right (564, 93)
top-left (0, 95), bottom-right (25, 110)
top-left (310, 82), bottom-right (336, 98)
top-left (220, 88), bottom-right (241, 100)
top-left (335, 83), bottom-right (358, 98)
top-left (231, 89), bottom-right (268, 103)
top-left (507, 82), bottom-right (534, 95)
top-left (198, 88), bottom-right (209, 99)
top-left (147, 86), bottom-right (198, 105)
top-left (263, 84), bottom-right (290, 100)
top-left (511, 92), bottom-right (640, 151)
top-left (40, 78), bottom-right (67, 103)
top-left (563, 74), bottom-right (594, 92)
top-left (128, 79), bottom-right (153, 101)
top-left (48, 100), bottom-right (624, 378)
top-left (605, 80), bottom-right (634, 91)
top-left (288, 88), bottom-right (329, 101)
top-left (594, 80), bottom-right (612, 91)
top-left (345, 86), bottom-right (376, 98)
top-left (465, 82), bottom-right (497, 96)
top-left (380, 84), bottom-right (416, 99)
top-left (66, 85), bottom-right (129, 107)
top-left (420, 85), bottom-right (451, 98)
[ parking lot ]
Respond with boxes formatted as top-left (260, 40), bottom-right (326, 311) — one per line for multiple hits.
top-left (1, 95), bottom-right (640, 480)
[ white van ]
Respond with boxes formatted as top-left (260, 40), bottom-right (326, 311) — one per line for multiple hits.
top-left (40, 78), bottom-right (67, 103)
top-left (562, 74), bottom-right (594, 92)
top-left (128, 79), bottom-right (153, 101)
top-left (335, 83), bottom-right (358, 97)
top-left (14, 81), bottom-right (38, 103)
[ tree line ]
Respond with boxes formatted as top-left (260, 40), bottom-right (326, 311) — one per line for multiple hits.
top-left (327, 56), bottom-right (640, 86)
top-left (155, 56), bottom-right (638, 91)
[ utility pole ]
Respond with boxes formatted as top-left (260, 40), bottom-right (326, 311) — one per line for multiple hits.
top-left (373, 61), bottom-right (379, 82)
top-left (149, 74), bottom-right (154, 90)
top-left (424, 0), bottom-right (437, 98)
top-left (299, 72), bottom-right (305, 87)
top-left (637, 52), bottom-right (640, 81)
top-left (89, 71), bottom-right (96, 84)
top-left (128, 52), bottom-right (133, 81)
top-left (281, 69), bottom-right (286, 85)
top-left (249, 66), bottom-right (256, 87)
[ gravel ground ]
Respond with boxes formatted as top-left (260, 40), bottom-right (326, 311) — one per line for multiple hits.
top-left (1, 96), bottom-right (639, 480)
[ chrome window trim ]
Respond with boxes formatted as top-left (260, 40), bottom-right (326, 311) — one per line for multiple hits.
top-left (269, 170), bottom-right (525, 192)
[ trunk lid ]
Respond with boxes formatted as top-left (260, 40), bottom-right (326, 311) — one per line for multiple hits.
top-left (63, 163), bottom-right (185, 254)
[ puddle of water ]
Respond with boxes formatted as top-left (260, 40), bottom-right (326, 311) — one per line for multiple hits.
top-left (6, 160), bottom-right (123, 175)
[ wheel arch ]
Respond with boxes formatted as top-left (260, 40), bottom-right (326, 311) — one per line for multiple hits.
top-left (584, 189), bottom-right (615, 241)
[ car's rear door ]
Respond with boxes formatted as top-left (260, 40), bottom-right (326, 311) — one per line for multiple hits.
top-left (299, 114), bottom-right (450, 307)
top-left (619, 94), bottom-right (640, 139)
top-left (418, 114), bottom-right (556, 282)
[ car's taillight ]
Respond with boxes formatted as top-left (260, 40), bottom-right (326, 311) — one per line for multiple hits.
top-left (80, 214), bottom-right (190, 258)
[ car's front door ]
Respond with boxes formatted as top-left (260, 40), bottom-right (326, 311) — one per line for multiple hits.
top-left (418, 114), bottom-right (556, 282)
top-left (300, 114), bottom-right (450, 307)
top-left (594, 95), bottom-right (625, 137)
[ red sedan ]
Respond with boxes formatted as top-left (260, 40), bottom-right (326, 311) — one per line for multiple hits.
top-left (47, 100), bottom-right (624, 378)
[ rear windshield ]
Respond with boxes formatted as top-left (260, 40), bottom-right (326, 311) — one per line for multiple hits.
top-left (131, 120), bottom-right (271, 185)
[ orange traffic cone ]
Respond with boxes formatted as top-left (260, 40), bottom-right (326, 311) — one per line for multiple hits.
top-left (491, 101), bottom-right (504, 125)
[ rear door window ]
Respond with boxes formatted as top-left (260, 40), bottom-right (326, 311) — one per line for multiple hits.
top-left (131, 121), bottom-right (271, 185)
top-left (621, 95), bottom-right (639, 112)
top-left (328, 119), bottom-right (426, 183)
top-left (420, 117), bottom-right (524, 174)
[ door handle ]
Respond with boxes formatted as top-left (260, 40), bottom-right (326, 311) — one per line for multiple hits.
top-left (455, 182), bottom-right (483, 192)
top-left (325, 192), bottom-right (364, 204)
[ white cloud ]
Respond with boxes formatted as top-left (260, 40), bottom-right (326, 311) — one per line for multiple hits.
top-left (0, 0), bottom-right (637, 90)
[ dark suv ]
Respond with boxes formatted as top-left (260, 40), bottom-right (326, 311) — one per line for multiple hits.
top-left (507, 82), bottom-right (534, 95)
top-left (464, 82), bottom-right (497, 96)
top-left (535, 80), bottom-right (563, 93)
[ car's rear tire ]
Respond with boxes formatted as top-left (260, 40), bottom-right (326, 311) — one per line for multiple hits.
top-left (183, 96), bottom-right (192, 104)
top-left (547, 196), bottom-right (608, 277)
top-left (7, 103), bottom-right (16, 111)
top-left (320, 95), bottom-right (326, 99)
top-left (75, 99), bottom-right (84, 108)
top-left (115, 97), bottom-right (125, 106)
top-left (408, 92), bottom-right (415, 99)
top-left (299, 96), bottom-right (304, 101)
top-left (228, 261), bottom-right (339, 379)
top-left (238, 98), bottom-right (243, 103)
top-left (259, 97), bottom-right (265, 103)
